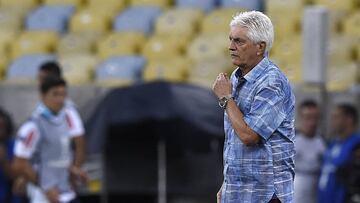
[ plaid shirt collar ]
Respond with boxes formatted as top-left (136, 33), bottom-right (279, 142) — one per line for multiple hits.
top-left (234, 57), bottom-right (270, 84)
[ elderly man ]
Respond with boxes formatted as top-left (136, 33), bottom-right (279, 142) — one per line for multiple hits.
top-left (213, 11), bottom-right (295, 203)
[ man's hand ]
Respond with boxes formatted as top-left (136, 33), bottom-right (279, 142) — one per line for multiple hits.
top-left (13, 177), bottom-right (27, 195)
top-left (46, 188), bottom-right (59, 203)
top-left (70, 166), bottom-right (88, 189)
top-left (217, 185), bottom-right (223, 203)
top-left (212, 73), bottom-right (232, 99)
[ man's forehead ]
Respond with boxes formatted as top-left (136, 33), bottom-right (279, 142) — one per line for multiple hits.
top-left (229, 27), bottom-right (248, 38)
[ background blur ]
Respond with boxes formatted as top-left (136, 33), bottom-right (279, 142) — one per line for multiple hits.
top-left (0, 0), bottom-right (359, 202)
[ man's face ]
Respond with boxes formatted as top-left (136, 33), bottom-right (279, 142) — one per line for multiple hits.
top-left (299, 106), bottom-right (320, 136)
top-left (331, 108), bottom-right (347, 135)
top-left (42, 86), bottom-right (66, 113)
top-left (228, 26), bottom-right (261, 68)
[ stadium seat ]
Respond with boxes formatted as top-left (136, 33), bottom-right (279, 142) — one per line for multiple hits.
top-left (69, 8), bottom-right (111, 34)
top-left (327, 63), bottom-right (357, 91)
top-left (0, 31), bottom-right (17, 78)
top-left (327, 36), bottom-right (354, 67)
top-left (154, 8), bottom-right (204, 39)
top-left (270, 35), bottom-right (303, 83)
top-left (269, 13), bottom-right (301, 39)
top-left (87, 0), bottom-right (126, 19)
top-left (0, 7), bottom-right (26, 32)
top-left (143, 57), bottom-right (191, 82)
top-left (271, 58), bottom-right (302, 84)
top-left (44, 0), bottom-right (84, 7)
top-left (58, 54), bottom-right (97, 85)
top-left (201, 8), bottom-right (243, 34)
top-left (343, 12), bottom-right (360, 37)
top-left (188, 57), bottom-right (232, 88)
top-left (142, 35), bottom-right (188, 60)
top-left (97, 32), bottom-right (146, 59)
top-left (187, 33), bottom-right (229, 62)
top-left (6, 54), bottom-right (56, 82)
top-left (113, 6), bottom-right (162, 34)
top-left (314, 0), bottom-right (355, 12)
top-left (87, 0), bottom-right (126, 10)
top-left (26, 5), bottom-right (75, 33)
top-left (95, 56), bottom-right (146, 87)
top-left (130, 0), bottom-right (171, 9)
top-left (57, 32), bottom-right (101, 56)
top-left (265, 0), bottom-right (303, 17)
top-left (175, 0), bottom-right (217, 12)
top-left (0, 0), bottom-right (39, 9)
top-left (220, 0), bottom-right (263, 10)
top-left (271, 36), bottom-right (302, 65)
top-left (10, 31), bottom-right (59, 60)
top-left (0, 49), bottom-right (8, 80)
top-left (328, 10), bottom-right (347, 34)
top-left (0, 31), bottom-right (17, 54)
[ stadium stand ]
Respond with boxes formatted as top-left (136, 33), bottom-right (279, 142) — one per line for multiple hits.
top-left (43, 0), bottom-right (84, 7)
top-left (220, 0), bottom-right (263, 10)
top-left (143, 57), bottom-right (190, 82)
top-left (154, 8), bottom-right (204, 40)
top-left (6, 54), bottom-right (56, 82)
top-left (130, 0), bottom-right (171, 9)
top-left (69, 8), bottom-right (111, 34)
top-left (142, 35), bottom-right (187, 60)
top-left (175, 0), bottom-right (217, 12)
top-left (113, 6), bottom-right (162, 34)
top-left (57, 32), bottom-right (101, 56)
top-left (10, 31), bottom-right (59, 60)
top-left (0, 0), bottom-right (38, 9)
top-left (26, 5), bottom-right (75, 33)
top-left (97, 32), bottom-right (146, 59)
top-left (58, 53), bottom-right (97, 85)
top-left (0, 0), bottom-right (357, 90)
top-left (95, 56), bottom-right (146, 87)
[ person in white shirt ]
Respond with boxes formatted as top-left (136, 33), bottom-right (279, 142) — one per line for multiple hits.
top-left (294, 100), bottom-right (326, 203)
top-left (12, 61), bottom-right (87, 203)
top-left (37, 62), bottom-right (86, 166)
top-left (13, 76), bottom-right (87, 203)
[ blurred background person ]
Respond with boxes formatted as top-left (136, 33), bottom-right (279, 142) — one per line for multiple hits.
top-left (294, 100), bottom-right (326, 203)
top-left (12, 77), bottom-right (87, 203)
top-left (37, 61), bottom-right (86, 171)
top-left (318, 104), bottom-right (360, 203)
top-left (0, 107), bottom-right (23, 203)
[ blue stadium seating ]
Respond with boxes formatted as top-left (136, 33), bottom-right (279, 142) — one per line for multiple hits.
top-left (175, 0), bottom-right (217, 12)
top-left (7, 54), bottom-right (57, 80)
top-left (113, 6), bottom-right (162, 34)
top-left (220, 0), bottom-right (263, 10)
top-left (26, 5), bottom-right (75, 33)
top-left (96, 56), bottom-right (146, 81)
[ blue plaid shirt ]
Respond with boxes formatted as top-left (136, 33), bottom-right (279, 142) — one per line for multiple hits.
top-left (221, 57), bottom-right (295, 203)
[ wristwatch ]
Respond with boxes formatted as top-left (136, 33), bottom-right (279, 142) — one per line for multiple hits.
top-left (218, 94), bottom-right (233, 109)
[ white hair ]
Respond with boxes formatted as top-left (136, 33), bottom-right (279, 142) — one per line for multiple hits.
top-left (230, 11), bottom-right (274, 54)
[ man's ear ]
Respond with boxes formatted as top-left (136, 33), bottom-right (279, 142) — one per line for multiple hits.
top-left (257, 42), bottom-right (266, 56)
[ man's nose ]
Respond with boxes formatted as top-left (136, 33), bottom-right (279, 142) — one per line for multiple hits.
top-left (229, 40), bottom-right (236, 50)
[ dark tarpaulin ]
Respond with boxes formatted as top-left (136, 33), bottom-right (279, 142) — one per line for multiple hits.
top-left (85, 81), bottom-right (224, 199)
top-left (86, 81), bottom-right (224, 154)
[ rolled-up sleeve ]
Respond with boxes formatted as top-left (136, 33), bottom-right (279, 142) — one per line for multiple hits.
top-left (243, 83), bottom-right (286, 141)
